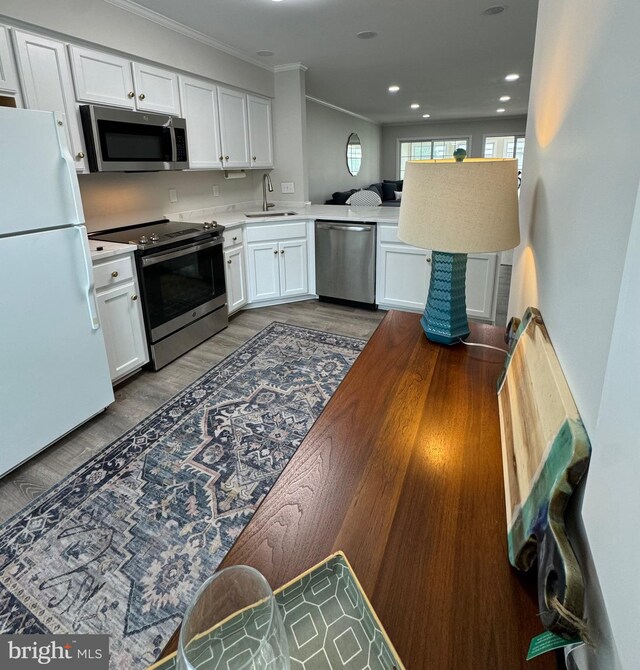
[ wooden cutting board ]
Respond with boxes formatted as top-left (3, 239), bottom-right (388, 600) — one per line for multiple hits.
top-left (497, 307), bottom-right (591, 639)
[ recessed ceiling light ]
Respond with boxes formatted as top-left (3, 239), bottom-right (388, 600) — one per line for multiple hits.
top-left (357, 31), bottom-right (378, 39)
top-left (505, 73), bottom-right (520, 81)
top-left (272, 0), bottom-right (284, 2)
top-left (388, 85), bottom-right (400, 93)
top-left (422, 114), bottom-right (431, 118)
top-left (499, 95), bottom-right (511, 102)
top-left (410, 103), bottom-right (420, 109)
top-left (483, 5), bottom-right (506, 16)
top-left (256, 50), bottom-right (274, 57)
top-left (496, 108), bottom-right (506, 113)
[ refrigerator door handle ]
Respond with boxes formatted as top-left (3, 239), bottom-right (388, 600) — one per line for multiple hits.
top-left (77, 227), bottom-right (100, 331)
top-left (54, 111), bottom-right (85, 225)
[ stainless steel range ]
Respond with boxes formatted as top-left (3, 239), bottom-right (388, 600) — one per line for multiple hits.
top-left (92, 219), bottom-right (227, 370)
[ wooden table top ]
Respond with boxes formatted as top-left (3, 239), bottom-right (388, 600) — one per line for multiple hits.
top-left (161, 310), bottom-right (555, 669)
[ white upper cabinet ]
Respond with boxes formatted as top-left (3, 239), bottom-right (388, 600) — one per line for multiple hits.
top-left (69, 46), bottom-right (135, 109)
top-left (179, 76), bottom-right (223, 169)
top-left (217, 86), bottom-right (250, 168)
top-left (69, 45), bottom-right (180, 115)
top-left (0, 25), bottom-right (19, 93)
top-left (132, 62), bottom-right (180, 115)
top-left (247, 95), bottom-right (273, 168)
top-left (12, 30), bottom-right (88, 172)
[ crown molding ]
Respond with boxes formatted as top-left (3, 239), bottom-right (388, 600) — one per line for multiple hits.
top-left (305, 96), bottom-right (379, 125)
top-left (103, 0), bottom-right (274, 72)
top-left (274, 63), bottom-right (308, 73)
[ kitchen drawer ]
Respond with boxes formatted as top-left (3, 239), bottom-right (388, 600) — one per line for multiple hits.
top-left (245, 221), bottom-right (307, 243)
top-left (94, 254), bottom-right (135, 290)
top-left (377, 224), bottom-right (403, 244)
top-left (378, 224), bottom-right (430, 252)
top-left (223, 227), bottom-right (244, 248)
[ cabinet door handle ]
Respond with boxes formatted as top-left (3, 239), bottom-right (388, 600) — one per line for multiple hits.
top-left (112, 271), bottom-right (119, 277)
top-left (131, 294), bottom-right (138, 301)
top-left (138, 93), bottom-right (146, 100)
top-left (76, 151), bottom-right (85, 159)
top-left (219, 156), bottom-right (224, 162)
top-left (227, 259), bottom-right (232, 264)
top-left (426, 257), bottom-right (432, 263)
top-left (273, 250), bottom-right (278, 255)
top-left (252, 156), bottom-right (257, 161)
top-left (128, 91), bottom-right (135, 98)
top-left (225, 155), bottom-right (229, 160)
top-left (280, 249), bottom-right (285, 254)
top-left (232, 236), bottom-right (237, 242)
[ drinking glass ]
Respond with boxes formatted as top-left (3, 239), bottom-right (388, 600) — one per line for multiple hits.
top-left (177, 565), bottom-right (289, 670)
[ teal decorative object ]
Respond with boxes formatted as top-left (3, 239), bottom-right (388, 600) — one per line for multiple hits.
top-left (453, 148), bottom-right (467, 162)
top-left (397, 159), bottom-right (521, 346)
top-left (421, 251), bottom-right (470, 344)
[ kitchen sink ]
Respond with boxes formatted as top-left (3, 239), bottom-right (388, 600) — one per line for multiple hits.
top-left (244, 211), bottom-right (299, 218)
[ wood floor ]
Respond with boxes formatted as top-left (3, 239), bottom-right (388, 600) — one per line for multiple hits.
top-left (0, 270), bottom-right (511, 523)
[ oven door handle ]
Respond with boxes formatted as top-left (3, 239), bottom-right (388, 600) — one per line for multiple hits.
top-left (141, 237), bottom-right (223, 267)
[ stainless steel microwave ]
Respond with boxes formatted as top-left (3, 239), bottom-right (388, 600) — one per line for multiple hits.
top-left (79, 105), bottom-right (188, 172)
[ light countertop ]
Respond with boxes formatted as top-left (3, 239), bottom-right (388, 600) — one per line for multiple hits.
top-left (89, 239), bottom-right (137, 261)
top-left (176, 204), bottom-right (401, 229)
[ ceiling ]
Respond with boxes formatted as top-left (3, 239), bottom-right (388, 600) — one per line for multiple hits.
top-left (123, 0), bottom-right (539, 124)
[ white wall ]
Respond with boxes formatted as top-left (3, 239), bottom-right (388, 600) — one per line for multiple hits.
top-left (271, 67), bottom-right (309, 204)
top-left (508, 0), bottom-right (640, 666)
top-left (306, 99), bottom-right (382, 204)
top-left (381, 116), bottom-right (527, 179)
top-left (79, 171), bottom-right (262, 232)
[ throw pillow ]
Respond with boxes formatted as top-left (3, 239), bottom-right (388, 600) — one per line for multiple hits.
top-left (394, 191), bottom-right (402, 201)
top-left (367, 183), bottom-right (383, 199)
top-left (381, 181), bottom-right (397, 201)
top-left (384, 179), bottom-right (403, 191)
top-left (331, 189), bottom-right (357, 205)
top-left (346, 189), bottom-right (382, 206)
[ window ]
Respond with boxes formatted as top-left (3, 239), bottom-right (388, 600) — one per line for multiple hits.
top-left (398, 138), bottom-right (468, 179)
top-left (484, 135), bottom-right (526, 171)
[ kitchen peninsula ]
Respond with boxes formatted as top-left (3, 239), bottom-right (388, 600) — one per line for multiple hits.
top-left (171, 204), bottom-right (502, 322)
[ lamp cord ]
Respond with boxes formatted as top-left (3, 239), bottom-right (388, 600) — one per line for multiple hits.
top-left (458, 339), bottom-right (508, 354)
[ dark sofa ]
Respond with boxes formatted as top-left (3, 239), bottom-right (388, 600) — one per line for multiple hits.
top-left (324, 179), bottom-right (403, 207)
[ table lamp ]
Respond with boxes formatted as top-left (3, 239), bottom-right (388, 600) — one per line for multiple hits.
top-left (397, 158), bottom-right (520, 345)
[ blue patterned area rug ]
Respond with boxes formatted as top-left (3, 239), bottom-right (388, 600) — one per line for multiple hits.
top-left (0, 322), bottom-right (364, 668)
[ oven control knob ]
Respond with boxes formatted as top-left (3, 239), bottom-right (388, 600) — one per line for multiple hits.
top-left (149, 233), bottom-right (160, 242)
top-left (139, 235), bottom-right (149, 244)
top-left (203, 221), bottom-right (217, 230)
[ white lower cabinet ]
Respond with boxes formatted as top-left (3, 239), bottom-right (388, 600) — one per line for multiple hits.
top-left (465, 253), bottom-right (499, 321)
top-left (224, 244), bottom-right (247, 314)
top-left (245, 221), bottom-right (311, 304)
top-left (376, 224), bottom-right (498, 321)
top-left (93, 252), bottom-right (148, 383)
top-left (378, 243), bottom-right (431, 312)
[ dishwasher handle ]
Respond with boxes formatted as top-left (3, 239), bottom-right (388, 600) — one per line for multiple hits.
top-left (316, 223), bottom-right (373, 233)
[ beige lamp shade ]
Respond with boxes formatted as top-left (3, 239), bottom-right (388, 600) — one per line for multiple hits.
top-left (397, 158), bottom-right (520, 253)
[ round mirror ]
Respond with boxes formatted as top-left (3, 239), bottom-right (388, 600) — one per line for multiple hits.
top-left (346, 133), bottom-right (362, 176)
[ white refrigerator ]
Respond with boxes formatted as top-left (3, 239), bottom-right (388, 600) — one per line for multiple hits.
top-left (0, 107), bottom-right (114, 477)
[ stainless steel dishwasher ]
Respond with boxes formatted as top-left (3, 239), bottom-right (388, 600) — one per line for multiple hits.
top-left (315, 219), bottom-right (376, 308)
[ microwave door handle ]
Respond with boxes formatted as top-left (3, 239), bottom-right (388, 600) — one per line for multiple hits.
top-left (54, 111), bottom-right (85, 224)
top-left (169, 126), bottom-right (177, 163)
top-left (77, 227), bottom-right (100, 331)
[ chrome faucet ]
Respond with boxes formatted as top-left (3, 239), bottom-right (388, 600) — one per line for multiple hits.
top-left (262, 173), bottom-right (274, 211)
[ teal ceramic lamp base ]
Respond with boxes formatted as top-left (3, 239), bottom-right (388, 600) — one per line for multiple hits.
top-left (421, 251), bottom-right (470, 345)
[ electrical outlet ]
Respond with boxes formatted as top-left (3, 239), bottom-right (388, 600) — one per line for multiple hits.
top-left (212, 185), bottom-right (220, 197)
top-left (281, 182), bottom-right (295, 194)
top-left (168, 188), bottom-right (178, 203)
